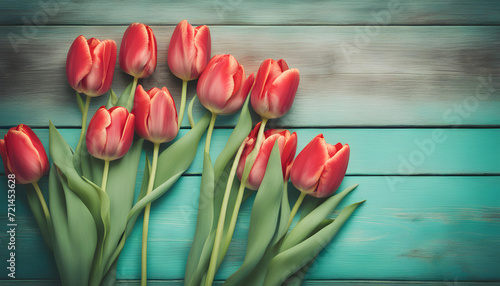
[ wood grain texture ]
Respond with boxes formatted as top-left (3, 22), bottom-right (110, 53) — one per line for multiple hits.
top-left (1, 176), bottom-right (499, 281)
top-left (0, 0), bottom-right (500, 25)
top-left (1, 26), bottom-right (499, 127)
top-left (1, 128), bottom-right (499, 175)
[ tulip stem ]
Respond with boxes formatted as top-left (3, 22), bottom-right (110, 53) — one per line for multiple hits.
top-left (141, 142), bottom-right (160, 286)
top-left (178, 80), bottom-right (188, 130)
top-left (205, 140), bottom-right (247, 286)
top-left (188, 95), bottom-right (197, 128)
top-left (287, 192), bottom-right (306, 230)
top-left (32, 181), bottom-right (51, 227)
top-left (76, 95), bottom-right (91, 153)
top-left (101, 159), bottom-right (110, 193)
top-left (205, 112), bottom-right (217, 154)
top-left (130, 76), bottom-right (139, 102)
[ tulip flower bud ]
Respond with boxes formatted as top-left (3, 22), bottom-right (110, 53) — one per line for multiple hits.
top-left (119, 23), bottom-right (157, 78)
top-left (86, 106), bottom-right (135, 161)
top-left (133, 85), bottom-right (179, 144)
top-left (197, 54), bottom-right (255, 115)
top-left (290, 134), bottom-right (350, 198)
top-left (0, 124), bottom-right (49, 184)
top-left (251, 58), bottom-right (300, 119)
top-left (66, 35), bottom-right (117, 97)
top-left (236, 122), bottom-right (297, 190)
top-left (168, 20), bottom-right (211, 81)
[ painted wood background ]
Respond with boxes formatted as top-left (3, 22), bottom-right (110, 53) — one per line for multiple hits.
top-left (0, 0), bottom-right (499, 285)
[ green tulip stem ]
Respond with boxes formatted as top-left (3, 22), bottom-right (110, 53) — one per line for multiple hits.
top-left (130, 76), bottom-right (139, 102)
top-left (205, 112), bottom-right (218, 154)
top-left (178, 80), bottom-right (188, 130)
top-left (187, 95), bottom-right (197, 128)
top-left (76, 95), bottom-right (91, 153)
top-left (101, 159), bottom-right (110, 193)
top-left (287, 191), bottom-right (307, 230)
top-left (32, 181), bottom-right (51, 227)
top-left (204, 140), bottom-right (247, 286)
top-left (141, 142), bottom-right (160, 286)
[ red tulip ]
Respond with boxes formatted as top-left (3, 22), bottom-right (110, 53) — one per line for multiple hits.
top-left (133, 85), bottom-right (178, 143)
top-left (66, 35), bottom-right (117, 97)
top-left (86, 106), bottom-right (135, 161)
top-left (251, 58), bottom-right (300, 119)
top-left (0, 124), bottom-right (49, 184)
top-left (290, 134), bottom-right (350, 198)
top-left (236, 122), bottom-right (297, 190)
top-left (119, 23), bottom-right (157, 78)
top-left (168, 20), bottom-right (211, 81)
top-left (197, 54), bottom-right (254, 115)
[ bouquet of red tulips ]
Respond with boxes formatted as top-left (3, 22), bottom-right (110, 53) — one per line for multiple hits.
top-left (0, 19), bottom-right (365, 286)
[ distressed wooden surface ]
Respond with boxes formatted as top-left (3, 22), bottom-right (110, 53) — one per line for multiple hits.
top-left (1, 26), bottom-right (499, 127)
top-left (1, 0), bottom-right (499, 285)
top-left (1, 176), bottom-right (500, 281)
top-left (1, 0), bottom-right (500, 25)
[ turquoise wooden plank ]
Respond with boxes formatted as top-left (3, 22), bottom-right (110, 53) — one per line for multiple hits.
top-left (1, 128), bottom-right (499, 175)
top-left (1, 176), bottom-right (499, 281)
top-left (1, 26), bottom-right (499, 127)
top-left (1, 0), bottom-right (499, 25)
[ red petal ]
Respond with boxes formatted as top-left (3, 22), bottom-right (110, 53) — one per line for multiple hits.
top-left (116, 113), bottom-right (135, 159)
top-left (281, 131), bottom-right (297, 181)
top-left (250, 59), bottom-right (273, 115)
top-left (247, 133), bottom-right (280, 190)
top-left (277, 59), bottom-right (289, 72)
top-left (197, 55), bottom-right (236, 113)
top-left (5, 129), bottom-right (43, 183)
top-left (315, 144), bottom-right (350, 198)
top-left (193, 25), bottom-right (211, 79)
top-left (144, 25), bottom-right (157, 78)
top-left (168, 20), bottom-right (196, 81)
top-left (148, 88), bottom-right (178, 143)
top-left (95, 40), bottom-right (117, 96)
top-left (22, 125), bottom-right (49, 176)
top-left (133, 85), bottom-right (151, 140)
top-left (265, 68), bottom-right (300, 118)
top-left (105, 107), bottom-right (129, 158)
top-left (119, 23), bottom-right (151, 78)
top-left (290, 134), bottom-right (328, 193)
top-left (0, 138), bottom-right (11, 175)
top-left (66, 35), bottom-right (92, 93)
top-left (86, 106), bottom-right (111, 159)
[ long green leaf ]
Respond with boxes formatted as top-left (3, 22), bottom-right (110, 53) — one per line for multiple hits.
top-left (270, 183), bottom-right (291, 246)
top-left (185, 151), bottom-right (215, 286)
top-left (213, 95), bottom-right (252, 182)
top-left (101, 139), bottom-right (144, 267)
top-left (264, 200), bottom-right (365, 286)
top-left (224, 143), bottom-right (284, 286)
top-left (103, 171), bottom-right (183, 273)
top-left (51, 166), bottom-right (97, 286)
top-left (280, 184), bottom-right (359, 252)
